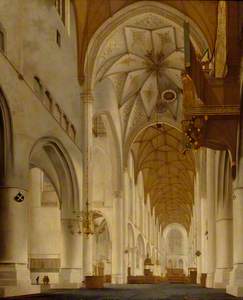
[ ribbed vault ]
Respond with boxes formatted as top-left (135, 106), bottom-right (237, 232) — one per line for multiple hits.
top-left (131, 124), bottom-right (195, 231)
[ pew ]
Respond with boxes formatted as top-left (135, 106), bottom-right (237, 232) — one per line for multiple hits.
top-left (165, 268), bottom-right (188, 283)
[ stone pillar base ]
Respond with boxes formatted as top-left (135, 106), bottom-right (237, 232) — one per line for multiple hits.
top-left (0, 263), bottom-right (40, 297)
top-left (197, 273), bottom-right (201, 284)
top-left (1, 285), bottom-right (40, 297)
top-left (206, 272), bottom-right (214, 288)
top-left (227, 265), bottom-right (243, 296)
top-left (58, 268), bottom-right (82, 288)
top-left (112, 274), bottom-right (124, 284)
top-left (227, 285), bottom-right (243, 297)
top-left (214, 268), bottom-right (230, 288)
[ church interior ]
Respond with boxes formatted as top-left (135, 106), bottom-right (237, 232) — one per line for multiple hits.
top-left (0, 0), bottom-right (243, 299)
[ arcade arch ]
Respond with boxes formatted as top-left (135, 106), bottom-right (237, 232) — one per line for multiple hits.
top-left (29, 137), bottom-right (82, 285)
top-left (28, 167), bottom-right (61, 284)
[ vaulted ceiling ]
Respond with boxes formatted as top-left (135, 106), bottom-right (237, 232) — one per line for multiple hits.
top-left (87, 2), bottom-right (197, 231)
top-left (75, 0), bottom-right (241, 231)
top-left (95, 9), bottom-right (186, 142)
top-left (73, 0), bottom-right (219, 81)
top-left (131, 124), bottom-right (195, 231)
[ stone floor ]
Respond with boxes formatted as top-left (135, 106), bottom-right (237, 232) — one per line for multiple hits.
top-left (2, 283), bottom-right (242, 300)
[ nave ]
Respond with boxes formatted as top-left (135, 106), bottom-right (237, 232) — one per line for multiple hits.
top-left (3, 284), bottom-right (241, 300)
top-left (0, 0), bottom-right (243, 298)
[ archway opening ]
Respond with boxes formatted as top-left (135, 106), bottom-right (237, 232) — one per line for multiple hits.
top-left (28, 167), bottom-right (61, 285)
top-left (28, 137), bottom-right (80, 286)
top-left (129, 123), bottom-right (194, 276)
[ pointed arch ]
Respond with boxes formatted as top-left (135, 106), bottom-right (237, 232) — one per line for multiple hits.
top-left (29, 137), bottom-right (79, 216)
top-left (0, 87), bottom-right (13, 185)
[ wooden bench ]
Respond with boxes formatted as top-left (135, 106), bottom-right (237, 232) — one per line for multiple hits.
top-left (85, 276), bottom-right (104, 288)
top-left (165, 268), bottom-right (187, 283)
top-left (127, 275), bottom-right (163, 284)
top-left (104, 275), bottom-right (111, 283)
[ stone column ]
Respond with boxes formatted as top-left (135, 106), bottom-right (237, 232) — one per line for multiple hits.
top-left (227, 131), bottom-right (243, 296)
top-left (188, 222), bottom-right (194, 268)
top-left (112, 190), bottom-right (124, 283)
top-left (123, 169), bottom-right (129, 282)
top-left (214, 217), bottom-right (232, 287)
top-left (83, 235), bottom-right (93, 276)
top-left (194, 171), bottom-right (202, 283)
top-left (192, 205), bottom-right (197, 268)
top-left (226, 188), bottom-right (243, 296)
top-left (214, 152), bottom-right (233, 288)
top-left (81, 91), bottom-right (94, 278)
top-left (197, 149), bottom-right (207, 278)
top-left (226, 22), bottom-right (243, 297)
top-left (0, 187), bottom-right (39, 296)
top-left (130, 247), bottom-right (136, 275)
top-left (200, 196), bottom-right (207, 275)
top-left (59, 219), bottom-right (82, 287)
top-left (206, 149), bottom-right (216, 287)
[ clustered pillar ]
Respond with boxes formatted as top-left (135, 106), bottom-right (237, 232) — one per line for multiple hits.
top-left (59, 219), bottom-right (82, 287)
top-left (111, 191), bottom-right (124, 284)
top-left (82, 90), bottom-right (94, 279)
top-left (0, 187), bottom-right (38, 295)
top-left (205, 149), bottom-right (216, 288)
top-left (214, 152), bottom-right (233, 288)
top-left (227, 124), bottom-right (243, 296)
top-left (193, 149), bottom-right (234, 291)
top-left (189, 134), bottom-right (243, 297)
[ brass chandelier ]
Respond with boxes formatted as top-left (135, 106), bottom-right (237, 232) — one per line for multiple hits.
top-left (68, 200), bottom-right (94, 236)
top-left (181, 115), bottom-right (208, 150)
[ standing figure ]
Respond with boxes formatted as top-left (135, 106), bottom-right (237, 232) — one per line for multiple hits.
top-left (43, 275), bottom-right (50, 285)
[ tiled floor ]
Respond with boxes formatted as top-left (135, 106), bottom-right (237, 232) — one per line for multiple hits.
top-left (3, 283), bottom-right (242, 300)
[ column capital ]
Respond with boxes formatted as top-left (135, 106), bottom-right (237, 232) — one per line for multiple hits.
top-left (80, 91), bottom-right (94, 103)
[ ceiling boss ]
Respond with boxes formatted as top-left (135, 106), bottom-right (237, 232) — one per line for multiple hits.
top-left (99, 25), bottom-right (184, 120)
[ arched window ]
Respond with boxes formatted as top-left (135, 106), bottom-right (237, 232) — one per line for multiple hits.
top-left (62, 114), bottom-right (69, 131)
top-left (179, 259), bottom-right (184, 269)
top-left (168, 229), bottom-right (183, 255)
top-left (33, 76), bottom-right (43, 96)
top-left (44, 91), bottom-right (53, 112)
top-left (69, 124), bottom-right (76, 141)
top-left (167, 259), bottom-right (172, 269)
top-left (53, 103), bottom-right (62, 123)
